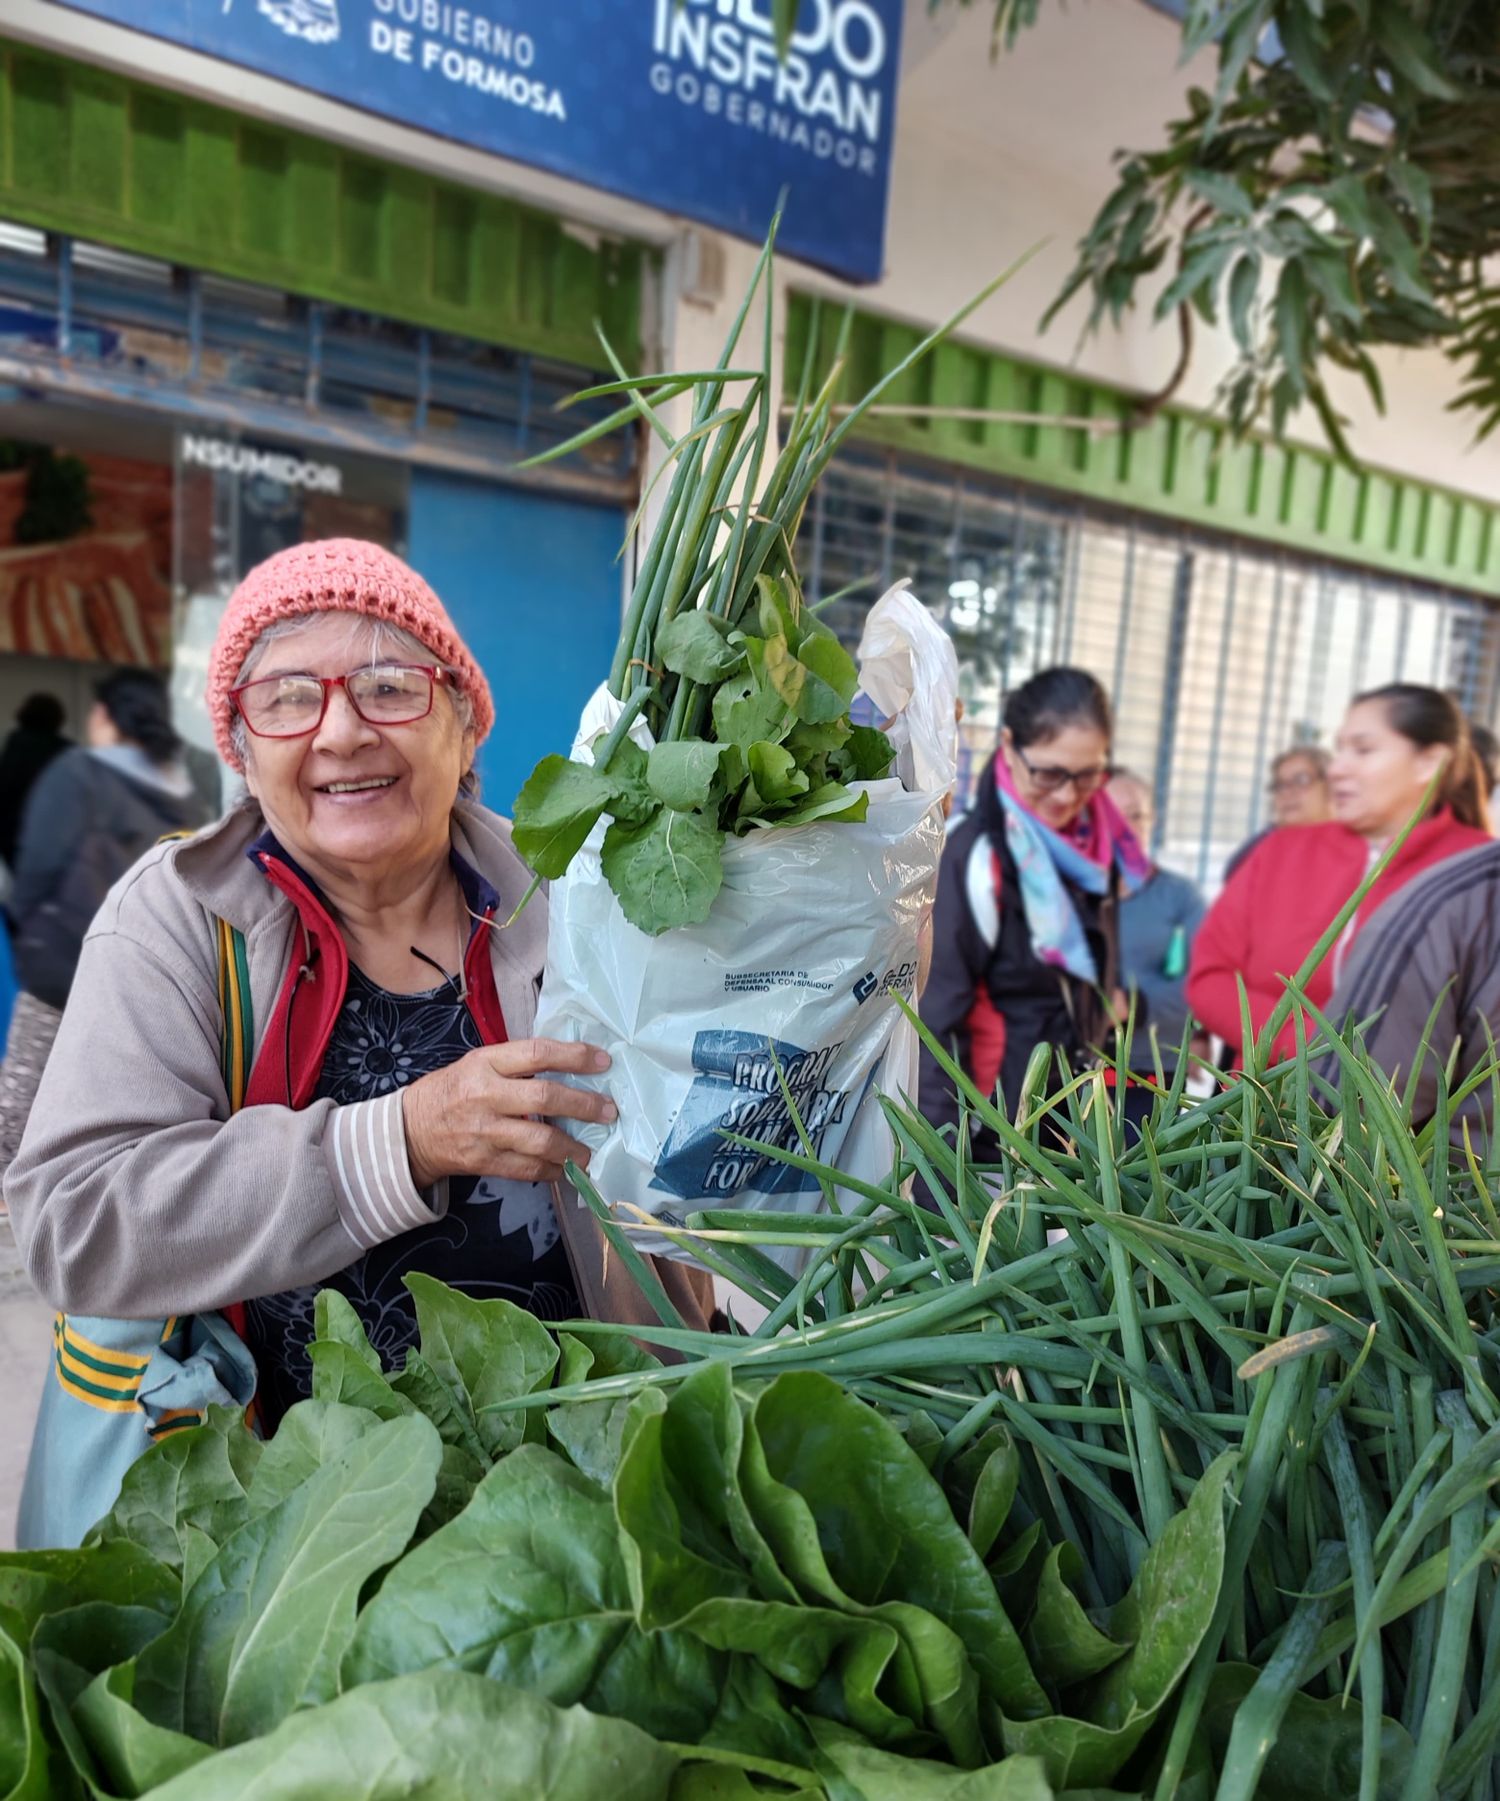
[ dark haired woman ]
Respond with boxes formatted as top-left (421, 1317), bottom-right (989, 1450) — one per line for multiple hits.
top-left (1189, 683), bottom-right (1490, 1064)
top-left (918, 666), bottom-right (1149, 1149)
top-left (0, 670), bottom-right (207, 1182)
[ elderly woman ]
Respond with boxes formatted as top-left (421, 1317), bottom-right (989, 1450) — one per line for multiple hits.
top-left (6, 539), bottom-right (710, 1461)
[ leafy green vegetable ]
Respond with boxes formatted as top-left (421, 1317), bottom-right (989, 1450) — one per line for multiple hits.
top-left (511, 756), bottom-right (614, 878)
top-left (141, 1671), bottom-right (681, 1801)
top-left (130, 1410), bottom-right (441, 1746)
top-left (658, 611), bottom-right (748, 684)
top-left (649, 742), bottom-right (727, 813)
top-left (403, 1274), bottom-right (559, 1459)
top-left (344, 1444), bottom-right (724, 1743)
top-left (0, 1620), bottom-right (53, 1801)
top-left (601, 808), bottom-right (725, 936)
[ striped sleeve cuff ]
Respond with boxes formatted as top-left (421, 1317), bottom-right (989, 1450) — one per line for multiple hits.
top-left (329, 1091), bottom-right (443, 1249)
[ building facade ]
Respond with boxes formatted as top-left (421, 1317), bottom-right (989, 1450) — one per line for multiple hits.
top-left (2, 0), bottom-right (1498, 872)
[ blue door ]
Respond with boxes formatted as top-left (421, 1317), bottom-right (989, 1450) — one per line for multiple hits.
top-left (407, 472), bottom-right (626, 816)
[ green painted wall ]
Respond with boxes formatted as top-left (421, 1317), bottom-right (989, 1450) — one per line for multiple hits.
top-left (0, 39), bottom-right (643, 369)
top-left (786, 294), bottom-right (1500, 597)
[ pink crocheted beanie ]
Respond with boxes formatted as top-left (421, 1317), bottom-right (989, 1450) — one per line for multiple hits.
top-left (207, 538), bottom-right (494, 770)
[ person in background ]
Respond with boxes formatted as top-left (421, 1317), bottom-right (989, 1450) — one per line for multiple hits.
top-left (1189, 684), bottom-right (1491, 1066)
top-left (1325, 841), bottom-right (1500, 1148)
top-left (0, 671), bottom-right (207, 1186)
top-left (918, 667), bottom-right (1148, 1151)
top-left (0, 693), bottom-right (69, 872)
top-left (1223, 745), bottom-right (1333, 881)
top-left (1106, 770), bottom-right (1207, 1078)
top-left (1469, 721), bottom-right (1500, 817)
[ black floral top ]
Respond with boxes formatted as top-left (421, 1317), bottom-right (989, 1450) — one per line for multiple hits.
top-left (242, 963), bottom-right (579, 1427)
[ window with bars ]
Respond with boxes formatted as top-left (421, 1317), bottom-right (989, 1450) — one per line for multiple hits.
top-left (799, 449), bottom-right (1500, 891)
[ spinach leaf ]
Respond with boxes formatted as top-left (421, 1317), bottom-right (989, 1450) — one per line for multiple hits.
top-left (138, 1671), bottom-right (680, 1801)
top-left (546, 1332), bottom-right (661, 1491)
top-left (763, 633), bottom-right (853, 726)
top-left (808, 1717), bottom-right (1054, 1800)
top-left (745, 743), bottom-right (810, 812)
top-left (1023, 1545), bottom-right (1127, 1688)
top-left (712, 672), bottom-right (792, 754)
top-left (131, 1413), bottom-right (440, 1747)
top-left (0, 1544), bottom-right (178, 1636)
top-left (600, 736), bottom-right (656, 824)
top-left (344, 1443), bottom-right (723, 1744)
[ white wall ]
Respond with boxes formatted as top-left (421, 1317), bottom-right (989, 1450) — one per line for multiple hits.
top-left (11, 0), bottom-right (1499, 506)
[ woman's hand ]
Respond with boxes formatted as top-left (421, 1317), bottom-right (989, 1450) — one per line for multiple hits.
top-left (400, 1038), bottom-right (617, 1188)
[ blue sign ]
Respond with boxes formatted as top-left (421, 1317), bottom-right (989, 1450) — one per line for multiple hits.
top-left (53, 0), bottom-right (902, 282)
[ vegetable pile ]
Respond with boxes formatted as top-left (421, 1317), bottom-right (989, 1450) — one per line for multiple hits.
top-left (7, 988), bottom-right (1500, 1799)
top-left (508, 226), bottom-right (1021, 935)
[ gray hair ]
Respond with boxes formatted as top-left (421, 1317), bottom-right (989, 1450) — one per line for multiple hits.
top-left (228, 609), bottom-right (476, 771)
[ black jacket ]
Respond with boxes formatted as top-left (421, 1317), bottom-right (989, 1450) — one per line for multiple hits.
top-left (0, 724), bottom-right (70, 868)
top-left (11, 749), bottom-right (205, 1008)
top-left (917, 754), bottom-right (1119, 1152)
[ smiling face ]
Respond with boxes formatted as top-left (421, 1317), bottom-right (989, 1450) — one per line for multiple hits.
top-left (1003, 720), bottom-right (1112, 832)
top-left (237, 614), bottom-right (474, 889)
top-left (1328, 698), bottom-right (1448, 841)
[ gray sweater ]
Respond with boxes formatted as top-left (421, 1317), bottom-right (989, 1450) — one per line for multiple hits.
top-left (1117, 865), bottom-right (1207, 1072)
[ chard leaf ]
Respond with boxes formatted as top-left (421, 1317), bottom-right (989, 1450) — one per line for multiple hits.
top-left (31, 1603), bottom-right (197, 1797)
top-left (648, 741), bottom-right (725, 813)
top-left (130, 1413), bottom-right (441, 1747)
top-left (136, 1670), bottom-right (679, 1801)
top-left (511, 755), bottom-right (614, 878)
top-left (546, 1331), bottom-right (660, 1491)
top-left (712, 670), bottom-right (792, 753)
top-left (1001, 1453), bottom-right (1233, 1788)
top-left (404, 1274), bottom-right (559, 1460)
top-left (808, 1716), bottom-right (1055, 1800)
top-left (344, 1444), bottom-right (724, 1744)
top-left (748, 1374), bottom-right (1049, 1729)
top-left (89, 1409), bottom-right (262, 1579)
top-left (602, 809), bottom-right (724, 936)
top-left (0, 1618), bottom-right (53, 1801)
top-left (0, 1543), bottom-right (179, 1637)
top-left (658, 610), bottom-right (747, 684)
top-left (1024, 1543), bottom-right (1128, 1687)
top-left (599, 736), bottom-right (655, 825)
top-left (746, 742), bottom-right (810, 809)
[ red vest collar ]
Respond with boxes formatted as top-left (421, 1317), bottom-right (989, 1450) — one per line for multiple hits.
top-left (241, 841), bottom-right (507, 1110)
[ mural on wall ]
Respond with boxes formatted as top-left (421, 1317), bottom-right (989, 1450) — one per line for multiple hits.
top-left (0, 443), bottom-right (172, 666)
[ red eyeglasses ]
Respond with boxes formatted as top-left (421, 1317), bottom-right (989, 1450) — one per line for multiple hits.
top-left (231, 664), bottom-right (449, 739)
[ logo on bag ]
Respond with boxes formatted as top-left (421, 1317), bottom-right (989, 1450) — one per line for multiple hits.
top-left (650, 1029), bottom-right (860, 1202)
top-left (853, 960), bottom-right (917, 1005)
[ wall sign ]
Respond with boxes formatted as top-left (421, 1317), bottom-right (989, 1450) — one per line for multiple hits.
top-left (52, 0), bottom-right (903, 283)
top-left (179, 435), bottom-right (344, 494)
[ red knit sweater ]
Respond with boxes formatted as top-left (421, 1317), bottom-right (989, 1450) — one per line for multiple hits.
top-left (1187, 810), bottom-right (1491, 1060)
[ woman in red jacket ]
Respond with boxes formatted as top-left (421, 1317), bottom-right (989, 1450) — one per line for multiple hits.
top-left (1188, 684), bottom-right (1491, 1063)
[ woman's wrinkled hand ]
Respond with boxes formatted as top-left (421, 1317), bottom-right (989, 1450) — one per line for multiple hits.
top-left (400, 1038), bottom-right (616, 1188)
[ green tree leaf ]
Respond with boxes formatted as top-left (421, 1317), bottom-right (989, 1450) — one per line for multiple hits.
top-left (130, 1413), bottom-right (441, 1746)
top-left (137, 1670), bottom-right (680, 1801)
top-left (344, 1444), bottom-right (725, 1744)
top-left (648, 741), bottom-right (726, 812)
top-left (657, 611), bottom-right (747, 685)
top-left (601, 809), bottom-right (725, 936)
top-left (1226, 253), bottom-right (1259, 354)
top-left (511, 755), bottom-right (615, 879)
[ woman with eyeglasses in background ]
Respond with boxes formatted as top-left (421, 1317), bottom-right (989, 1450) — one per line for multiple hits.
top-left (918, 666), bottom-right (1149, 1156)
top-left (1223, 744), bottom-right (1333, 881)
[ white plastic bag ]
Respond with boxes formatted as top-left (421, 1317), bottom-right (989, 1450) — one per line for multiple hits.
top-left (534, 584), bottom-right (959, 1257)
